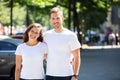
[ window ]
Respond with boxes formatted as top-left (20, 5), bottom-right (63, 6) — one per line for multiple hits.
top-left (0, 41), bottom-right (16, 50)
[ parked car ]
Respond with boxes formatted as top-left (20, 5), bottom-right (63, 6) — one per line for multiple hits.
top-left (0, 38), bottom-right (22, 80)
top-left (11, 32), bottom-right (24, 39)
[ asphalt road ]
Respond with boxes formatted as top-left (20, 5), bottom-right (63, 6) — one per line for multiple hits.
top-left (1, 46), bottom-right (120, 80)
top-left (79, 47), bottom-right (120, 80)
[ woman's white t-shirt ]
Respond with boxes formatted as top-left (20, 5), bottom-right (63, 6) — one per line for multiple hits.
top-left (44, 28), bottom-right (81, 76)
top-left (15, 42), bottom-right (47, 79)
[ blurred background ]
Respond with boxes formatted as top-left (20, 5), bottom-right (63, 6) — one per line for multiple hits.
top-left (0, 0), bottom-right (120, 46)
top-left (1, 1), bottom-right (120, 80)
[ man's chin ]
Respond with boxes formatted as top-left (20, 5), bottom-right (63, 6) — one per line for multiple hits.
top-left (53, 26), bottom-right (60, 29)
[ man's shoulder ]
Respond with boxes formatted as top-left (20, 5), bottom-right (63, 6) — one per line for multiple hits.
top-left (64, 28), bottom-right (76, 35)
top-left (45, 29), bottom-right (54, 34)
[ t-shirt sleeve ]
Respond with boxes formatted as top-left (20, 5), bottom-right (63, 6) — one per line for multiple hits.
top-left (69, 34), bottom-right (81, 51)
top-left (15, 44), bottom-right (22, 55)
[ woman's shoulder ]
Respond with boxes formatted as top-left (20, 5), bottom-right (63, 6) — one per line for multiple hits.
top-left (17, 43), bottom-right (26, 48)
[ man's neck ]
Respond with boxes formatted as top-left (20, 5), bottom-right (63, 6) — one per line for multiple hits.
top-left (54, 26), bottom-right (64, 33)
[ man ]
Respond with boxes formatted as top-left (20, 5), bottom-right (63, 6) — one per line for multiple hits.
top-left (44, 7), bottom-right (81, 80)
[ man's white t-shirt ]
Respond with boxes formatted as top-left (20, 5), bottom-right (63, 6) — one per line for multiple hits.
top-left (44, 28), bottom-right (81, 76)
top-left (15, 42), bottom-right (47, 79)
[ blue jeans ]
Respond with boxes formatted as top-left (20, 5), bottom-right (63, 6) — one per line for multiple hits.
top-left (20, 78), bottom-right (44, 80)
top-left (46, 75), bottom-right (72, 80)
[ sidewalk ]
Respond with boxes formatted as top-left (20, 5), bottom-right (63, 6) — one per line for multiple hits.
top-left (81, 44), bottom-right (120, 49)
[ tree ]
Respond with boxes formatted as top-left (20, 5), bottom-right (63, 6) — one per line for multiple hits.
top-left (0, 2), bottom-right (10, 25)
top-left (1, 0), bottom-right (120, 32)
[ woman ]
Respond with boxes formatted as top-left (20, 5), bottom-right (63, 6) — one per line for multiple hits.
top-left (15, 23), bottom-right (47, 80)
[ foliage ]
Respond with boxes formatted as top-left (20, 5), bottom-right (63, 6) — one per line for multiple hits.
top-left (0, 2), bottom-right (10, 25)
top-left (12, 6), bottom-right (26, 26)
top-left (0, 1), bottom-right (26, 26)
top-left (1, 0), bottom-right (120, 30)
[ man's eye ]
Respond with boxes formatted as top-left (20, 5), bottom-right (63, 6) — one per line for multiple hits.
top-left (31, 30), bottom-right (34, 33)
top-left (52, 18), bottom-right (55, 20)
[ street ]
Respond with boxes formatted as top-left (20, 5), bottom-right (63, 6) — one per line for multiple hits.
top-left (79, 47), bottom-right (120, 80)
top-left (1, 46), bottom-right (120, 80)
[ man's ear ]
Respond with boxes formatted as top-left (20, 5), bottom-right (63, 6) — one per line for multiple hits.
top-left (62, 16), bottom-right (64, 21)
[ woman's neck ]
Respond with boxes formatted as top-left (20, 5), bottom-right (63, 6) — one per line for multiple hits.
top-left (26, 40), bottom-right (38, 46)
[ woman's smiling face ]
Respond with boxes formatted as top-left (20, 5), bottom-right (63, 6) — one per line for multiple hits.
top-left (28, 27), bottom-right (40, 41)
